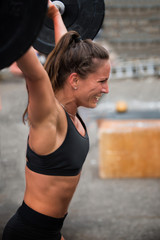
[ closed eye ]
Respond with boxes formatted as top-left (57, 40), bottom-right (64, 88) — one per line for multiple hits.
top-left (99, 79), bottom-right (108, 84)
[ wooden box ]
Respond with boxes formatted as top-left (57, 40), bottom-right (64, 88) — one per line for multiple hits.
top-left (98, 120), bottom-right (160, 178)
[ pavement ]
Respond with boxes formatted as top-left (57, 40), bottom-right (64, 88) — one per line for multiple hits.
top-left (0, 70), bottom-right (160, 240)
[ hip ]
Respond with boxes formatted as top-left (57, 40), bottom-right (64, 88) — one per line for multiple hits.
top-left (2, 201), bottom-right (67, 240)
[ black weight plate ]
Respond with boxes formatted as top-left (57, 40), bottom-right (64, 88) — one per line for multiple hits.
top-left (33, 0), bottom-right (105, 55)
top-left (0, 0), bottom-right (48, 70)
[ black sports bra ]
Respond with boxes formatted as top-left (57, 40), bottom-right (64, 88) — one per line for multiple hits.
top-left (26, 111), bottom-right (89, 176)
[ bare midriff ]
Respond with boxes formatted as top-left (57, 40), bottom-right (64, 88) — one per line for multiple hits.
top-left (24, 165), bottom-right (81, 218)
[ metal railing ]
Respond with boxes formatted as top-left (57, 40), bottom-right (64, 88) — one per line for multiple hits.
top-left (110, 60), bottom-right (160, 79)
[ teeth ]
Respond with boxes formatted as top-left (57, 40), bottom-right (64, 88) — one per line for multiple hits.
top-left (95, 96), bottom-right (100, 100)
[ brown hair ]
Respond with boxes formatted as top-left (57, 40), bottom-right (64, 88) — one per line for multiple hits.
top-left (44, 30), bottom-right (109, 91)
top-left (23, 31), bottom-right (109, 123)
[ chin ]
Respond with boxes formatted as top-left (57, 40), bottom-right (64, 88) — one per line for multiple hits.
top-left (88, 103), bottom-right (97, 108)
top-left (82, 100), bottom-right (97, 108)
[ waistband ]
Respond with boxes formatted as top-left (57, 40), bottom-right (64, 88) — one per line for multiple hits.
top-left (18, 201), bottom-right (67, 230)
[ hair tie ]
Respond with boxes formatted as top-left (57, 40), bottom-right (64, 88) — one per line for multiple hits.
top-left (75, 36), bottom-right (82, 43)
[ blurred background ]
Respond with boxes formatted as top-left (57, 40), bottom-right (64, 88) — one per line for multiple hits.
top-left (86, 0), bottom-right (160, 118)
top-left (0, 0), bottom-right (160, 239)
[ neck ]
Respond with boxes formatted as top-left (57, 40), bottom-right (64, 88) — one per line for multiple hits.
top-left (60, 103), bottom-right (76, 118)
top-left (55, 91), bottom-right (77, 118)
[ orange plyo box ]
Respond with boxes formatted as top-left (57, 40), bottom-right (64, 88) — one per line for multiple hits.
top-left (98, 119), bottom-right (160, 178)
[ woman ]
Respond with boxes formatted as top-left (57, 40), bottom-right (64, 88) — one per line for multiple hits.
top-left (2, 3), bottom-right (111, 240)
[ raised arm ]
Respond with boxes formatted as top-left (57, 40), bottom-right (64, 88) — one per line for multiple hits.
top-left (17, 2), bottom-right (67, 80)
top-left (15, 2), bottom-right (68, 126)
top-left (17, 46), bottom-right (55, 125)
top-left (48, 1), bottom-right (67, 44)
top-left (17, 47), bottom-right (46, 80)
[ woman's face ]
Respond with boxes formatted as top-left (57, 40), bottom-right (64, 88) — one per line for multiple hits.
top-left (76, 59), bottom-right (111, 108)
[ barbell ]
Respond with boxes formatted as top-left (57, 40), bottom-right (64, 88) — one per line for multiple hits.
top-left (0, 0), bottom-right (105, 70)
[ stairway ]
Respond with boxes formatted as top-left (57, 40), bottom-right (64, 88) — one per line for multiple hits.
top-left (101, 0), bottom-right (160, 61)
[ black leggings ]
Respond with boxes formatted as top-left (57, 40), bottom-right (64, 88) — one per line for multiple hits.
top-left (2, 201), bottom-right (67, 240)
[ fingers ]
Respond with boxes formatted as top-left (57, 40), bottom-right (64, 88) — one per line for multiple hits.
top-left (48, 0), bottom-right (52, 7)
top-left (47, 1), bottom-right (60, 19)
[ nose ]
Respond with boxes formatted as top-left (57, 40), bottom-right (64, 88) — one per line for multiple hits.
top-left (101, 82), bottom-right (109, 94)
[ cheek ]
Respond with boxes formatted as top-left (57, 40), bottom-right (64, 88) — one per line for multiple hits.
top-left (79, 82), bottom-right (99, 98)
top-left (86, 89), bottom-right (96, 98)
top-left (90, 86), bottom-right (101, 94)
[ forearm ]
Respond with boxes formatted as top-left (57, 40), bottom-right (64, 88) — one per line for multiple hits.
top-left (9, 62), bottom-right (23, 77)
top-left (16, 2), bottom-right (67, 80)
top-left (17, 47), bottom-right (46, 80)
top-left (48, 2), bottom-right (67, 44)
top-left (53, 13), bottom-right (67, 44)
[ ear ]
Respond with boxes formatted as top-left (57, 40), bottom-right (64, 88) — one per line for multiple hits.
top-left (68, 73), bottom-right (79, 90)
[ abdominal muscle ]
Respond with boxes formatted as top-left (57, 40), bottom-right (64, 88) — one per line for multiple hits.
top-left (24, 165), bottom-right (81, 218)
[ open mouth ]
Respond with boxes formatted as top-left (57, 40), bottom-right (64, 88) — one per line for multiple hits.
top-left (95, 96), bottom-right (100, 101)
top-left (95, 95), bottom-right (101, 101)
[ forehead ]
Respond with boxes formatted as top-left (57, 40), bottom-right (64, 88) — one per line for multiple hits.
top-left (99, 59), bottom-right (111, 71)
top-left (91, 59), bottom-right (111, 78)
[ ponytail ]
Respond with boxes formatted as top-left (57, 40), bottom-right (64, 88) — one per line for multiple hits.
top-left (44, 31), bottom-right (81, 91)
